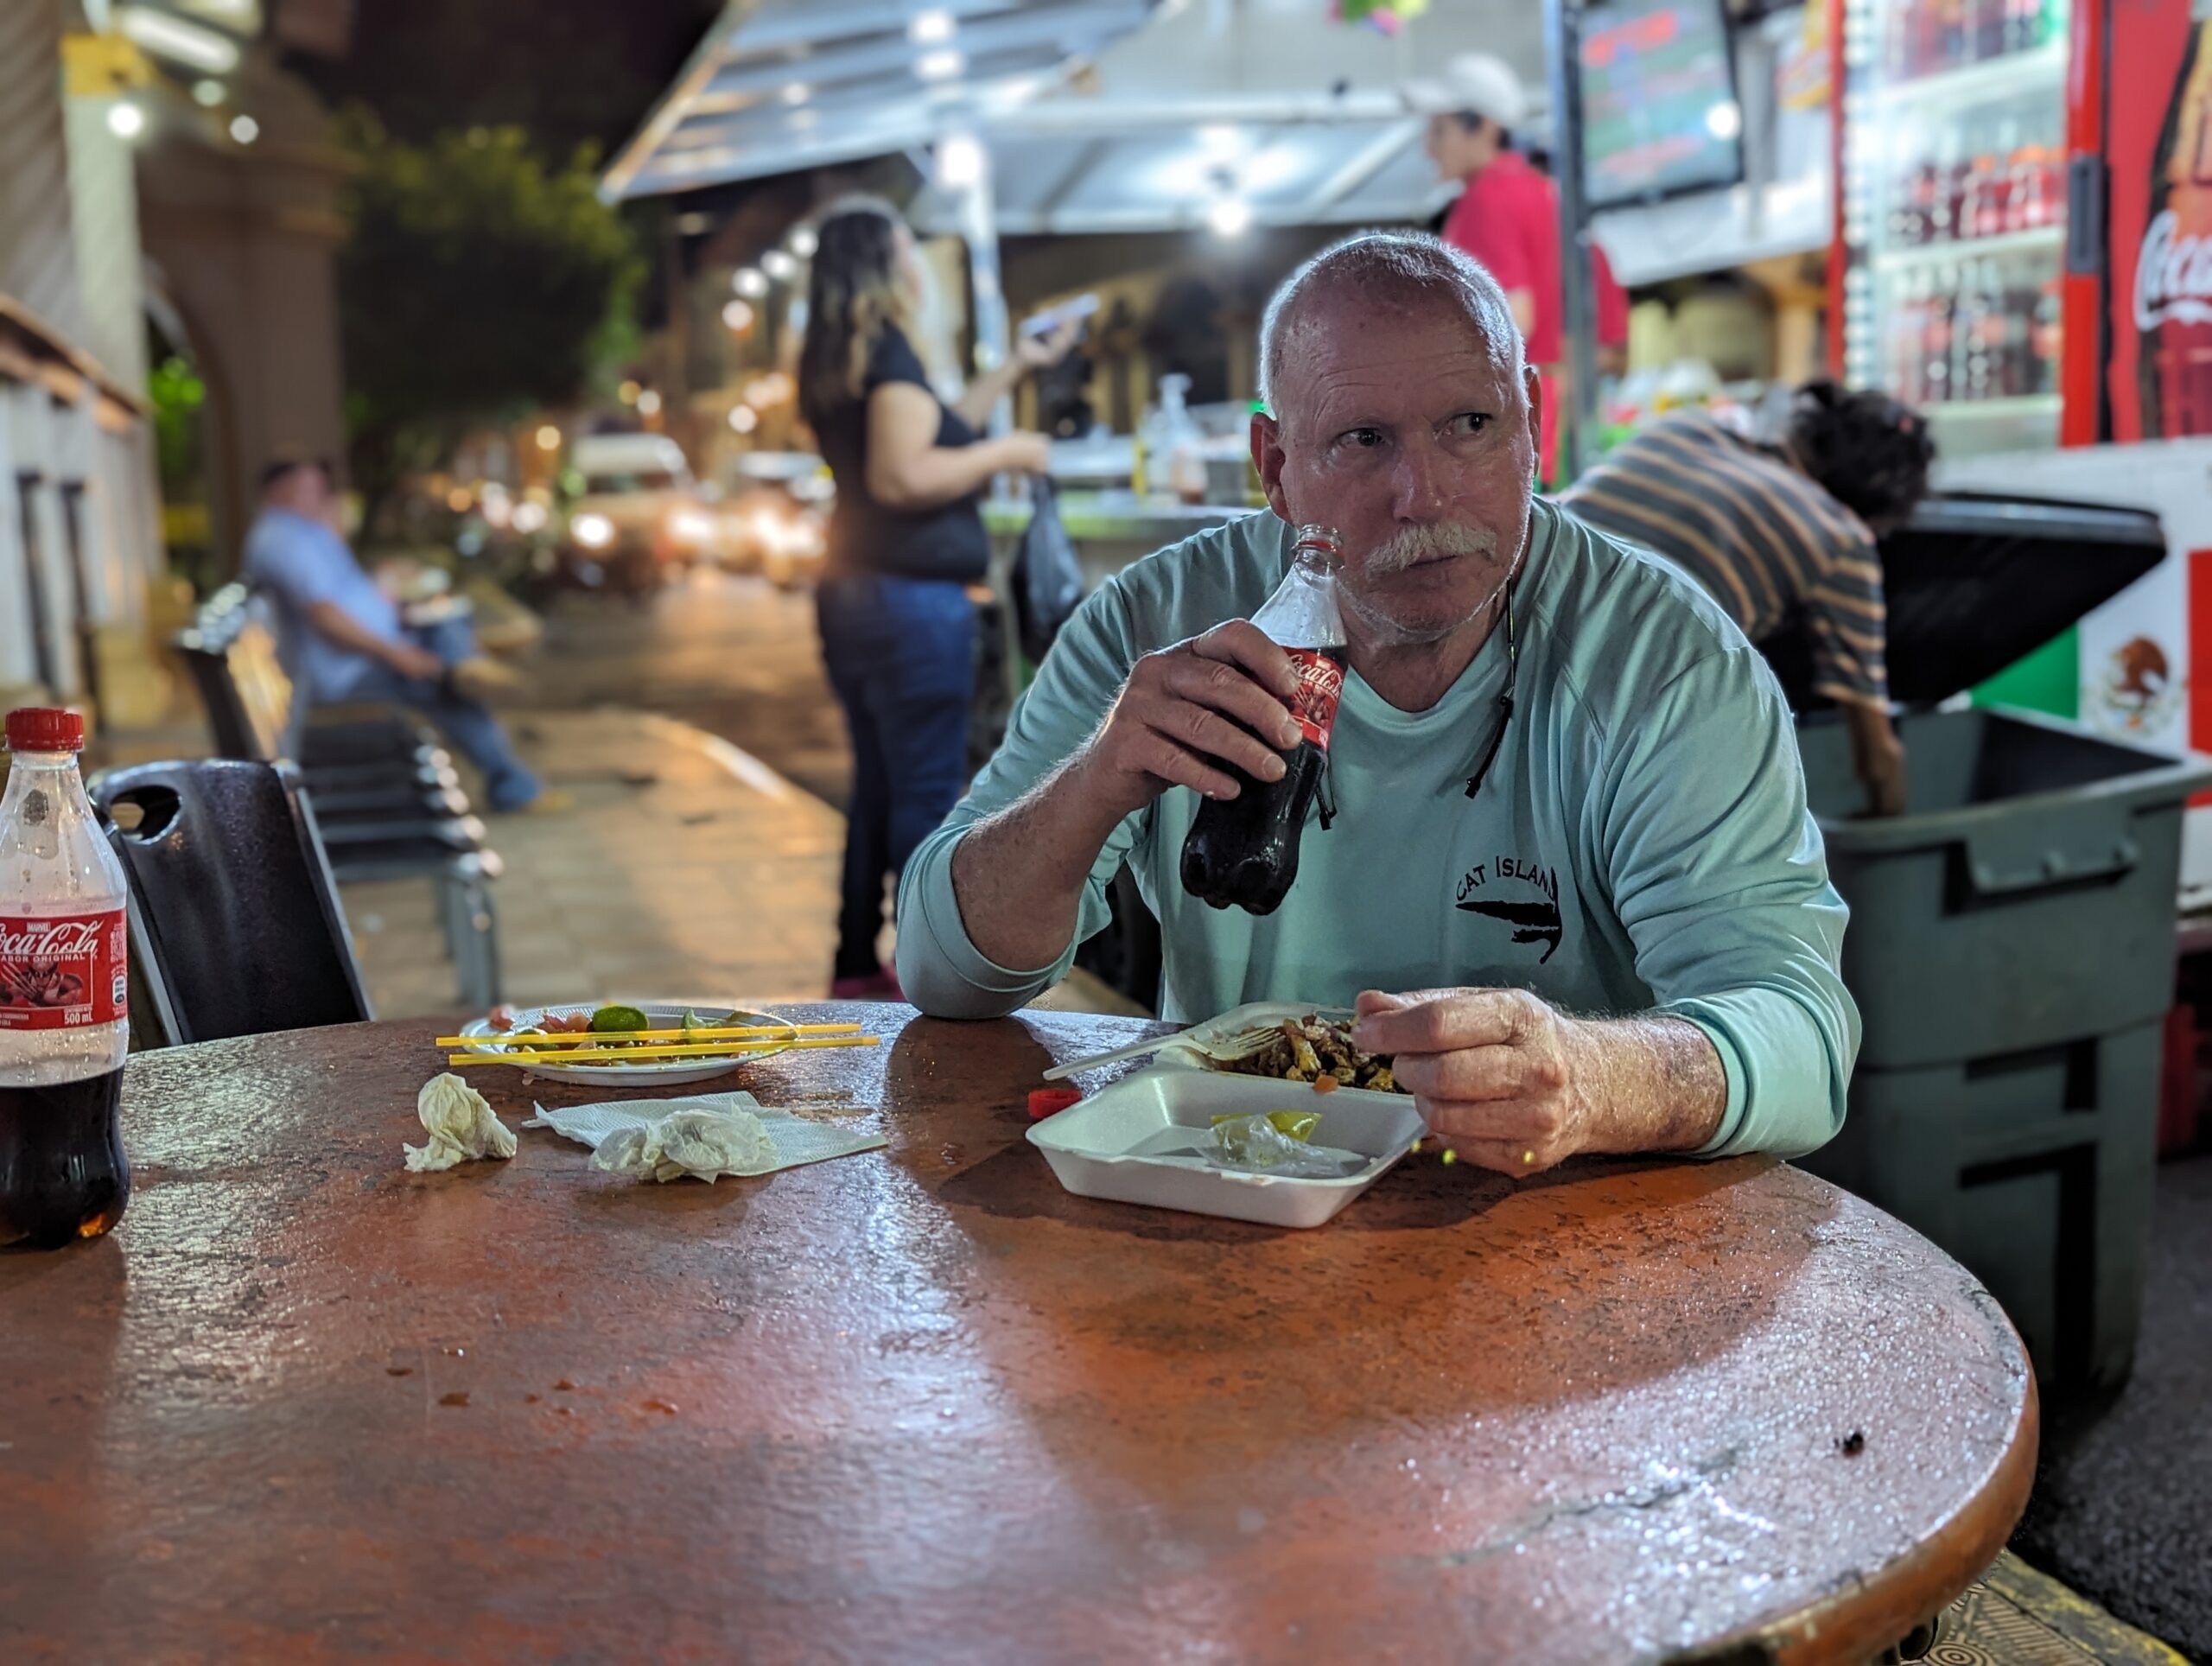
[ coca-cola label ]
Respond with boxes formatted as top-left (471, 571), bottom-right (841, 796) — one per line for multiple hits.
top-left (2137, 209), bottom-right (2212, 332)
top-left (0, 910), bottom-right (127, 1030)
top-left (1282, 648), bottom-right (1344, 751)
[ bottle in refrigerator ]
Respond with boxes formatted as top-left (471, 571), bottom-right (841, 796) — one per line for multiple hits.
top-left (2033, 278), bottom-right (2063, 394)
top-left (0, 708), bottom-right (130, 1250)
top-left (2137, 16), bottom-right (2212, 438)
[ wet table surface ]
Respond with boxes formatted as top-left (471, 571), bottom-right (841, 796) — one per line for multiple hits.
top-left (0, 1007), bottom-right (2036, 1663)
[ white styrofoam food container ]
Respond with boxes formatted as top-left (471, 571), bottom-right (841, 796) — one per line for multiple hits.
top-left (1027, 1067), bottom-right (1425, 1230)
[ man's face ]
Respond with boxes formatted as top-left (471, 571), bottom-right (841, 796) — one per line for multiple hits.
top-left (1424, 114), bottom-right (1494, 184)
top-left (1254, 291), bottom-right (1539, 648)
top-left (267, 464), bottom-right (329, 520)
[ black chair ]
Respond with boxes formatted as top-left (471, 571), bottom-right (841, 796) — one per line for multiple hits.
top-left (89, 760), bottom-right (373, 1046)
top-left (173, 585), bottom-right (504, 1006)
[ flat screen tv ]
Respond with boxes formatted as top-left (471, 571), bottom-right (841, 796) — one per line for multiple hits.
top-left (1580, 0), bottom-right (1745, 212)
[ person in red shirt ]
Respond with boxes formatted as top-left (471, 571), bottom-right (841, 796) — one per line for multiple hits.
top-left (1411, 55), bottom-right (1567, 480)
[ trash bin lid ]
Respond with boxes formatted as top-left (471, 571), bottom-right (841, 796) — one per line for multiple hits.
top-left (1759, 492), bottom-right (2167, 709)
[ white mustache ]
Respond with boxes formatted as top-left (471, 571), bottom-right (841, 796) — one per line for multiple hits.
top-left (1359, 522), bottom-right (1499, 576)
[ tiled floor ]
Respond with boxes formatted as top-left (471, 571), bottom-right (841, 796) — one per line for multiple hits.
top-left (341, 706), bottom-right (1141, 1022)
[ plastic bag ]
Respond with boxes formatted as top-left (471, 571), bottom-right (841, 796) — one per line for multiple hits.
top-left (1205, 1112), bottom-right (1363, 1179)
top-left (1013, 475), bottom-right (1086, 666)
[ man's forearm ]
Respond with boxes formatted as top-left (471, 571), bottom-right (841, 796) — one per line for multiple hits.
top-left (947, 757), bottom-right (1129, 973)
top-left (1562, 1014), bottom-right (1727, 1156)
top-left (307, 601), bottom-right (421, 675)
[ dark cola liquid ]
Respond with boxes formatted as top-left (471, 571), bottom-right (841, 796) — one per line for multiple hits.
top-left (0, 1065), bottom-right (130, 1249)
top-left (1179, 738), bottom-right (1326, 917)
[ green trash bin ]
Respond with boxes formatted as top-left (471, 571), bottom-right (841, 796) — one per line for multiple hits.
top-left (1794, 706), bottom-right (2212, 1389)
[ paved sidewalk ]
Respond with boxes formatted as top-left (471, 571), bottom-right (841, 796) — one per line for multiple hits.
top-left (343, 707), bottom-right (1140, 1021)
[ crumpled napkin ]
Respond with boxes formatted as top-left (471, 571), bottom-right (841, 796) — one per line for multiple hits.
top-left (523, 1091), bottom-right (883, 1184)
top-left (404, 1073), bottom-right (518, 1172)
top-left (593, 1104), bottom-right (777, 1183)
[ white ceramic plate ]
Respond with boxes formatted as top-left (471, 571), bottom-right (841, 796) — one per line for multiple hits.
top-left (456, 1002), bottom-right (792, 1087)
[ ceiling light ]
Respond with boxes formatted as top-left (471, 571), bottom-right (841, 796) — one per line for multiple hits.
top-left (106, 102), bottom-right (146, 139)
top-left (1208, 198), bottom-right (1252, 237)
top-left (191, 79), bottom-right (226, 108)
top-left (937, 132), bottom-right (986, 187)
top-left (637, 390), bottom-right (663, 416)
top-left (910, 9), bottom-right (957, 44)
top-left (722, 299), bottom-right (755, 331)
top-left (788, 226), bottom-right (818, 258)
top-left (917, 48), bottom-right (964, 81)
top-left (116, 5), bottom-right (241, 73)
top-left (733, 267), bottom-right (769, 298)
top-left (228, 114), bottom-right (258, 144)
top-left (760, 249), bottom-right (799, 281)
top-left (782, 83), bottom-right (811, 106)
top-left (1705, 101), bottom-right (1744, 141)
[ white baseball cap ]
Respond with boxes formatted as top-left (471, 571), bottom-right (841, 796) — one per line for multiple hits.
top-left (1403, 53), bottom-right (1529, 129)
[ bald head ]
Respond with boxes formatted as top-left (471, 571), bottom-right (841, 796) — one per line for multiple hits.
top-left (1257, 232), bottom-right (1525, 431)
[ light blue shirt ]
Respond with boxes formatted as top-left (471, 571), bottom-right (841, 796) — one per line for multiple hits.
top-left (897, 499), bottom-right (1860, 1160)
top-left (242, 508), bottom-right (403, 702)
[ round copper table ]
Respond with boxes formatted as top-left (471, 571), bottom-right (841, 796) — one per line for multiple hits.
top-left (0, 1006), bottom-right (2036, 1663)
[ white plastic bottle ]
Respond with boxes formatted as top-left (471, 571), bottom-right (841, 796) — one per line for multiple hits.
top-left (0, 707), bottom-right (132, 1248)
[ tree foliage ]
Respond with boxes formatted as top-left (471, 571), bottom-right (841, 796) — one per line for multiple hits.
top-left (335, 114), bottom-right (642, 500)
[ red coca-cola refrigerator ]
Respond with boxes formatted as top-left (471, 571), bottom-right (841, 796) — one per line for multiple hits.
top-left (1831, 0), bottom-right (2212, 897)
top-left (1831, 0), bottom-right (2212, 451)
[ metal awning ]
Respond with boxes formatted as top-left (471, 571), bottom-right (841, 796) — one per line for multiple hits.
top-left (602, 0), bottom-right (1549, 232)
top-left (601, 0), bottom-right (1161, 203)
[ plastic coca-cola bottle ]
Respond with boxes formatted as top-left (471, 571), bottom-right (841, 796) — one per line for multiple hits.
top-left (1, 708), bottom-right (130, 1249)
top-left (2138, 16), bottom-right (2212, 439)
top-left (1179, 525), bottom-right (1346, 917)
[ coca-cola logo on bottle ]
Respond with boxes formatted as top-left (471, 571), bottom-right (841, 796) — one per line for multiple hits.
top-left (2136, 210), bottom-right (2212, 331)
top-left (0, 919), bottom-right (103, 961)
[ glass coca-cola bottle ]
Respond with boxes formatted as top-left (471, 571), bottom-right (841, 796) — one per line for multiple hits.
top-left (0, 708), bottom-right (131, 1249)
top-left (1179, 525), bottom-right (1346, 917)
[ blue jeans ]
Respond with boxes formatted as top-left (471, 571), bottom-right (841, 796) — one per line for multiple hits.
top-left (338, 618), bottom-right (542, 811)
top-left (817, 574), bottom-right (977, 980)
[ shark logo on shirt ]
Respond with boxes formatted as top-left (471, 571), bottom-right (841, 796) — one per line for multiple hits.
top-left (1455, 857), bottom-right (1563, 963)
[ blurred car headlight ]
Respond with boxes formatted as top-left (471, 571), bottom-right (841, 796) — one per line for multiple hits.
top-left (571, 512), bottom-right (615, 550)
top-left (666, 506), bottom-right (715, 548)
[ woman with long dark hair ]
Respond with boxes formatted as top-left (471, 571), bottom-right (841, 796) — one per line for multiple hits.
top-left (798, 197), bottom-right (1070, 998)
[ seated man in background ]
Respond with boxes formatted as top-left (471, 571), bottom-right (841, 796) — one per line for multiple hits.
top-left (896, 233), bottom-right (1859, 1176)
top-left (1564, 382), bottom-right (1935, 817)
top-left (244, 457), bottom-right (545, 812)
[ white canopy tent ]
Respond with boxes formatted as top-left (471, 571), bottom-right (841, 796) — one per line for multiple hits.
top-left (601, 0), bottom-right (1546, 232)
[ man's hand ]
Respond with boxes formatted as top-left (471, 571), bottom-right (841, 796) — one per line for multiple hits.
top-left (1352, 987), bottom-right (1728, 1175)
top-left (384, 641), bottom-right (446, 684)
top-left (1071, 621), bottom-right (1305, 823)
top-left (1353, 989), bottom-right (1597, 1174)
top-left (1844, 703), bottom-right (1908, 818)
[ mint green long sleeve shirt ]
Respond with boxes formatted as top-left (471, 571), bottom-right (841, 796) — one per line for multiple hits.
top-left (897, 500), bottom-right (1859, 1159)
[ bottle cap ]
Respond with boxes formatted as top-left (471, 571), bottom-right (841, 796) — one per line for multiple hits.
top-left (4, 707), bottom-right (85, 754)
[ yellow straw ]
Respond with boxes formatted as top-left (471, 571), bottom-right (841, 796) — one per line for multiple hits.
top-left (435, 1022), bottom-right (859, 1048)
top-left (444, 1035), bottom-right (880, 1067)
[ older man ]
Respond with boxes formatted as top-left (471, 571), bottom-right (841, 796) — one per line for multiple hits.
top-left (244, 458), bottom-right (544, 811)
top-left (897, 234), bottom-right (1857, 1172)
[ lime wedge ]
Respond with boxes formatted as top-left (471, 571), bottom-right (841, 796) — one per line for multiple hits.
top-left (1211, 1110), bottom-right (1319, 1142)
top-left (591, 1004), bottom-right (651, 1033)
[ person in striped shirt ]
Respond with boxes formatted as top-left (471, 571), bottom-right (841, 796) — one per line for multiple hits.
top-left (1563, 382), bottom-right (1935, 816)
